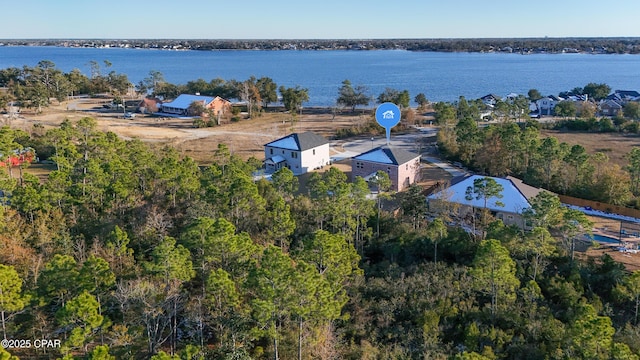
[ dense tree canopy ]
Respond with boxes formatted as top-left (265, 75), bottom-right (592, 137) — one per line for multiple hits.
top-left (435, 104), bottom-right (640, 207)
top-left (2, 68), bottom-right (640, 358)
top-left (0, 116), bottom-right (636, 359)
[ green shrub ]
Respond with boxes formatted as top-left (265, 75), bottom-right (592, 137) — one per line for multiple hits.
top-left (193, 118), bottom-right (206, 128)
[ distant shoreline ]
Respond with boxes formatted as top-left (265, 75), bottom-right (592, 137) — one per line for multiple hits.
top-left (1, 37), bottom-right (640, 54)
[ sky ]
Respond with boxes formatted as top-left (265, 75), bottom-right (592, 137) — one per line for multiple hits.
top-left (2, 0), bottom-right (640, 39)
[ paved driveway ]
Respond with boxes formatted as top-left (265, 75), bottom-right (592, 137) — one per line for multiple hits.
top-left (330, 130), bottom-right (466, 177)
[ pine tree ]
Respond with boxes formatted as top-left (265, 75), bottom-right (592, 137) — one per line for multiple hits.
top-left (0, 264), bottom-right (28, 340)
top-left (470, 239), bottom-right (520, 320)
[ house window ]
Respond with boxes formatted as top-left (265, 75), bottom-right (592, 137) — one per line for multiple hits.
top-left (355, 162), bottom-right (364, 169)
top-left (291, 152), bottom-right (298, 159)
top-left (406, 164), bottom-right (409, 170)
top-left (313, 149), bottom-right (316, 155)
top-left (270, 148), bottom-right (273, 155)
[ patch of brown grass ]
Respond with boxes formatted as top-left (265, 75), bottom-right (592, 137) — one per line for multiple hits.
top-left (20, 100), bottom-right (437, 166)
top-left (541, 130), bottom-right (640, 167)
top-left (578, 246), bottom-right (640, 272)
top-left (24, 163), bottom-right (57, 182)
top-left (178, 111), bottom-right (365, 164)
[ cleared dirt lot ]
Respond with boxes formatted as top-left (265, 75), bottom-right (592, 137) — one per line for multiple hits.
top-left (14, 99), bottom-right (378, 164)
top-left (541, 130), bottom-right (640, 168)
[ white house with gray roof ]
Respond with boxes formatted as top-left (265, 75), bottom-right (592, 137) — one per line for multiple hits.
top-left (264, 132), bottom-right (330, 175)
top-left (535, 95), bottom-right (564, 116)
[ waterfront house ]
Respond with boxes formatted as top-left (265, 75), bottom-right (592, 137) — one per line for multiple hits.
top-left (427, 175), bottom-right (543, 228)
top-left (503, 93), bottom-right (521, 103)
top-left (613, 90), bottom-right (640, 102)
top-left (160, 94), bottom-right (231, 117)
top-left (603, 90), bottom-right (640, 110)
top-left (564, 94), bottom-right (589, 103)
top-left (138, 97), bottom-right (163, 113)
top-left (480, 94), bottom-right (501, 107)
top-left (599, 99), bottom-right (623, 117)
top-left (264, 132), bottom-right (330, 175)
top-left (351, 146), bottom-right (421, 192)
top-left (535, 95), bottom-right (563, 116)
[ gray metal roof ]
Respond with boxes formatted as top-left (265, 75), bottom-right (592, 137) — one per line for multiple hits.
top-left (265, 132), bottom-right (329, 151)
top-left (506, 176), bottom-right (544, 200)
top-left (428, 175), bottom-right (532, 214)
top-left (354, 146), bottom-right (420, 166)
top-left (161, 94), bottom-right (216, 110)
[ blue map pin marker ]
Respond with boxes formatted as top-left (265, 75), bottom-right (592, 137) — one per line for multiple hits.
top-left (375, 102), bottom-right (401, 145)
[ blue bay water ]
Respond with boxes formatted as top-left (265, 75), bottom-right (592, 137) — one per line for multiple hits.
top-left (1, 46), bottom-right (639, 106)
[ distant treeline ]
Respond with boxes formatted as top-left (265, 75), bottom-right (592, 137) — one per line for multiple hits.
top-left (2, 37), bottom-right (640, 53)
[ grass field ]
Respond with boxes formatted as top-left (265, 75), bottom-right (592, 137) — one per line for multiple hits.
top-left (24, 163), bottom-right (58, 182)
top-left (541, 130), bottom-right (640, 167)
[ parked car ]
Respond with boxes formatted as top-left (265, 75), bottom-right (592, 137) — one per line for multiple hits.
top-left (124, 112), bottom-right (135, 119)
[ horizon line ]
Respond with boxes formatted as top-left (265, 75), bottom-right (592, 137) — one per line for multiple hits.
top-left (2, 36), bottom-right (640, 41)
